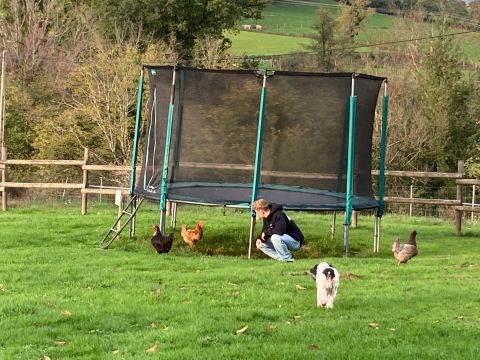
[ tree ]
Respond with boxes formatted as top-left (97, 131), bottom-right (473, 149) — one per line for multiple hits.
top-left (0, 0), bottom-right (94, 161)
top-left (304, 8), bottom-right (338, 72)
top-left (469, 0), bottom-right (480, 22)
top-left (337, 0), bottom-right (373, 43)
top-left (88, 0), bottom-right (267, 59)
top-left (0, 0), bottom-right (93, 82)
top-left (192, 35), bottom-right (233, 69)
top-left (34, 36), bottom-right (178, 168)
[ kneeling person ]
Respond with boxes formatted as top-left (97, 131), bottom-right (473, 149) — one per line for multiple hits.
top-left (252, 199), bottom-right (304, 262)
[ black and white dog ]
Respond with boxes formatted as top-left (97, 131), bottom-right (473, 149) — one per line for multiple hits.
top-left (309, 262), bottom-right (340, 308)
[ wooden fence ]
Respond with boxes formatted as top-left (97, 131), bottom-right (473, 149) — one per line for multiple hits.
top-left (1, 148), bottom-right (478, 234)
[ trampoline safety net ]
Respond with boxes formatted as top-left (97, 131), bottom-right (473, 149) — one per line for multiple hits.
top-left (135, 66), bottom-right (386, 211)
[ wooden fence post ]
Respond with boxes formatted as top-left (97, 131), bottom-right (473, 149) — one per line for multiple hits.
top-left (472, 185), bottom-right (476, 222)
top-left (1, 147), bottom-right (6, 211)
top-left (455, 160), bottom-right (464, 235)
top-left (81, 148), bottom-right (89, 215)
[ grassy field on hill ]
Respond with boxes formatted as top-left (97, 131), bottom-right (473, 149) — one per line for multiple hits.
top-left (1, 202), bottom-right (480, 359)
top-left (228, 31), bottom-right (311, 56)
top-left (229, 0), bottom-right (480, 61)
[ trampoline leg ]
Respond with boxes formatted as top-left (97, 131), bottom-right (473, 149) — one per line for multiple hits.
top-left (160, 210), bottom-right (167, 235)
top-left (343, 224), bottom-right (349, 257)
top-left (129, 196), bottom-right (137, 238)
top-left (331, 212), bottom-right (337, 239)
top-left (170, 202), bottom-right (177, 229)
top-left (373, 216), bottom-right (381, 253)
top-left (248, 216), bottom-right (256, 259)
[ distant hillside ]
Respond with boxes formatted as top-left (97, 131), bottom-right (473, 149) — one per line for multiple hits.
top-left (230, 0), bottom-right (480, 61)
top-left (244, 0), bottom-right (394, 40)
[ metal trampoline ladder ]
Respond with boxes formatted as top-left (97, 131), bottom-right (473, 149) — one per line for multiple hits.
top-left (99, 195), bottom-right (145, 249)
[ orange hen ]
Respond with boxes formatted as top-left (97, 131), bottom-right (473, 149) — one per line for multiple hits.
top-left (181, 221), bottom-right (204, 247)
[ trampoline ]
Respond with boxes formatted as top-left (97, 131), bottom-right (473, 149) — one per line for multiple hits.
top-left (105, 65), bottom-right (389, 255)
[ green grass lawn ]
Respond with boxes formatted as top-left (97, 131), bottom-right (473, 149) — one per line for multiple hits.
top-left (1, 201), bottom-right (480, 359)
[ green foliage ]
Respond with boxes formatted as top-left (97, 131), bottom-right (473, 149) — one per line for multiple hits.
top-left (88, 0), bottom-right (268, 58)
top-left (34, 38), bottom-right (148, 167)
top-left (4, 78), bottom-right (36, 159)
top-left (0, 204), bottom-right (479, 359)
top-left (418, 25), bottom-right (477, 171)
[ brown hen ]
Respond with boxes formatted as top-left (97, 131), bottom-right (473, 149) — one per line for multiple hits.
top-left (181, 221), bottom-right (204, 247)
top-left (151, 224), bottom-right (174, 254)
top-left (392, 230), bottom-right (418, 265)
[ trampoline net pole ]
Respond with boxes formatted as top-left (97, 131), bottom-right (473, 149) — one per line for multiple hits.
top-left (159, 67), bottom-right (177, 234)
top-left (130, 69), bottom-right (144, 195)
top-left (376, 80), bottom-right (389, 218)
top-left (249, 72), bottom-right (267, 258)
top-left (344, 76), bottom-right (357, 256)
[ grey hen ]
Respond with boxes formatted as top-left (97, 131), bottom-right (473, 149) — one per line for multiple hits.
top-left (392, 230), bottom-right (418, 265)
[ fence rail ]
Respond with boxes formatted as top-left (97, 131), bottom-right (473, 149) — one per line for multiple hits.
top-left (1, 148), bottom-right (478, 233)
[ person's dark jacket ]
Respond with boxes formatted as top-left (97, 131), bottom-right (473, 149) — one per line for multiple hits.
top-left (261, 203), bottom-right (304, 244)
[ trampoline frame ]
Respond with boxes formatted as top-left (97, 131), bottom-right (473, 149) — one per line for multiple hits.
top-left (125, 66), bottom-right (389, 257)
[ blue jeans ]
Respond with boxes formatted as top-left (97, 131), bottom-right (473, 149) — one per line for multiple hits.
top-left (258, 234), bottom-right (301, 261)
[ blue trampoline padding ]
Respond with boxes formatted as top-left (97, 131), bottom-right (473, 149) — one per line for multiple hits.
top-left (134, 182), bottom-right (378, 211)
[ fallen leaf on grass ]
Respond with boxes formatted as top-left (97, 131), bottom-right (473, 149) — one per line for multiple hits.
top-left (236, 325), bottom-right (248, 334)
top-left (61, 310), bottom-right (71, 317)
top-left (341, 272), bottom-right (360, 280)
top-left (54, 340), bottom-right (66, 346)
top-left (39, 356), bottom-right (51, 360)
top-left (145, 344), bottom-right (158, 353)
top-left (368, 322), bottom-right (379, 329)
top-left (295, 284), bottom-right (306, 290)
top-left (309, 344), bottom-right (318, 351)
top-left (112, 350), bottom-right (119, 355)
top-left (389, 328), bottom-right (396, 332)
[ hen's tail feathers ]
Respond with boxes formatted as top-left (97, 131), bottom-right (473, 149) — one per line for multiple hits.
top-left (407, 230), bottom-right (417, 246)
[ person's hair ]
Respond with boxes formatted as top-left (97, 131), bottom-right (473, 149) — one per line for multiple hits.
top-left (252, 199), bottom-right (270, 211)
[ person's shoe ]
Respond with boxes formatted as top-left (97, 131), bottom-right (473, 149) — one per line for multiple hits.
top-left (285, 258), bottom-right (295, 262)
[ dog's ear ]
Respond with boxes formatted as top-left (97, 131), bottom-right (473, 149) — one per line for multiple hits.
top-left (322, 268), bottom-right (335, 279)
top-left (309, 264), bottom-right (318, 280)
